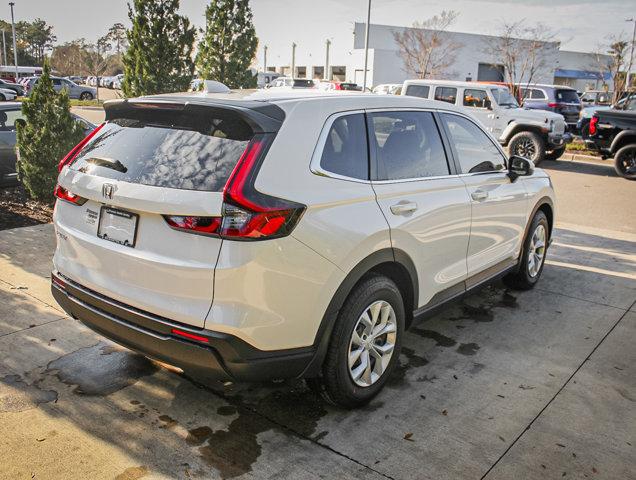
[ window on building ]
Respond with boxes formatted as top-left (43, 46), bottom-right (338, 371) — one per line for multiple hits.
top-left (463, 89), bottom-right (490, 108)
top-left (266, 67), bottom-right (276, 73)
top-left (331, 66), bottom-right (346, 82)
top-left (319, 113), bottom-right (368, 180)
top-left (295, 66), bottom-right (307, 78)
top-left (368, 111), bottom-right (450, 181)
top-left (477, 63), bottom-right (504, 82)
top-left (440, 113), bottom-right (506, 174)
top-left (434, 87), bottom-right (457, 104)
top-left (313, 66), bottom-right (324, 79)
top-left (404, 85), bottom-right (430, 98)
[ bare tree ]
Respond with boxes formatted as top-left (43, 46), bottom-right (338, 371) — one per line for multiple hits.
top-left (484, 21), bottom-right (558, 98)
top-left (393, 11), bottom-right (462, 79)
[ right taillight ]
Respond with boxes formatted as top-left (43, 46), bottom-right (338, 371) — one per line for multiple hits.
top-left (163, 134), bottom-right (305, 241)
top-left (589, 115), bottom-right (599, 135)
top-left (54, 185), bottom-right (87, 205)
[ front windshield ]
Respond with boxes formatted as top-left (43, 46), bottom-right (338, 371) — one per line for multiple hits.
top-left (490, 88), bottom-right (519, 107)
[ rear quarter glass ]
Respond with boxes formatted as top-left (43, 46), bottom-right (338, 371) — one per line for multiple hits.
top-left (70, 110), bottom-right (254, 192)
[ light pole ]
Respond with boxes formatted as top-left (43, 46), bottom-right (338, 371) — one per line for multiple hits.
top-left (9, 2), bottom-right (18, 80)
top-left (263, 45), bottom-right (267, 72)
top-left (626, 18), bottom-right (636, 88)
top-left (291, 42), bottom-right (296, 78)
top-left (325, 39), bottom-right (331, 80)
top-left (1, 30), bottom-right (6, 66)
top-left (362, 0), bottom-right (371, 91)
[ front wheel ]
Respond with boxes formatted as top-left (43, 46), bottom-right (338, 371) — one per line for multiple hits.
top-left (309, 274), bottom-right (405, 408)
top-left (508, 131), bottom-right (546, 165)
top-left (79, 92), bottom-right (93, 101)
top-left (613, 145), bottom-right (636, 180)
top-left (504, 211), bottom-right (549, 290)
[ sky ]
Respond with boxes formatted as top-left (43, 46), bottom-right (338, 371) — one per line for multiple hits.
top-left (7, 0), bottom-right (636, 68)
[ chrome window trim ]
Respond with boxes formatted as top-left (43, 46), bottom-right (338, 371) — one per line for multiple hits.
top-left (310, 107), bottom-right (511, 185)
top-left (309, 109), bottom-right (371, 184)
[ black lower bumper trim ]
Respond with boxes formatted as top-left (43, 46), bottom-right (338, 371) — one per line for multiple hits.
top-left (51, 274), bottom-right (314, 382)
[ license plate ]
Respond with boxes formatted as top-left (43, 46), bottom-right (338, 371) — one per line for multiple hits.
top-left (97, 207), bottom-right (138, 248)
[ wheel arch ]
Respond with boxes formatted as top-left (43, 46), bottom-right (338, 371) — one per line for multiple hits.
top-left (502, 123), bottom-right (548, 146)
top-left (610, 131), bottom-right (636, 154)
top-left (527, 196), bottom-right (554, 241)
top-left (301, 248), bottom-right (418, 378)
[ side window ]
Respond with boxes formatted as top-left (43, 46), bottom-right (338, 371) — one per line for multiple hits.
top-left (434, 87), bottom-right (457, 104)
top-left (52, 78), bottom-right (62, 86)
top-left (440, 113), bottom-right (506, 174)
top-left (0, 109), bottom-right (24, 131)
top-left (404, 85), bottom-right (430, 98)
top-left (368, 111), bottom-right (449, 181)
top-left (319, 113), bottom-right (368, 180)
top-left (463, 89), bottom-right (489, 108)
top-left (531, 89), bottom-right (546, 99)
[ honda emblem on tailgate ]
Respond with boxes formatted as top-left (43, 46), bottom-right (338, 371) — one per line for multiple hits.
top-left (102, 183), bottom-right (116, 200)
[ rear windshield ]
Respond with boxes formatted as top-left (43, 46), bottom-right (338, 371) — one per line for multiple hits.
top-left (71, 111), bottom-right (253, 192)
top-left (556, 89), bottom-right (580, 103)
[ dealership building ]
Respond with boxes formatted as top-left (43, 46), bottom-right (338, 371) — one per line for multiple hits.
top-left (265, 23), bottom-right (613, 92)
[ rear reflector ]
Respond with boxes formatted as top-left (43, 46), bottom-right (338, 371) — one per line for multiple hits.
top-left (171, 328), bottom-right (209, 343)
top-left (54, 185), bottom-right (87, 205)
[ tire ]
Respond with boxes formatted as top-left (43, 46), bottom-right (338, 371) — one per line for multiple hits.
top-left (309, 274), bottom-right (405, 408)
top-left (0, 93), bottom-right (5, 102)
top-left (545, 146), bottom-right (566, 160)
top-left (79, 92), bottom-right (93, 101)
top-left (504, 211), bottom-right (549, 290)
top-left (613, 145), bottom-right (636, 180)
top-left (508, 131), bottom-right (546, 165)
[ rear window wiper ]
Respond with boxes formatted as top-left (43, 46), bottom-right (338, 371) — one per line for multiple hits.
top-left (83, 157), bottom-right (128, 173)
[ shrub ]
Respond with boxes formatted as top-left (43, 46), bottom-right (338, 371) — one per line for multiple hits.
top-left (16, 61), bottom-right (85, 201)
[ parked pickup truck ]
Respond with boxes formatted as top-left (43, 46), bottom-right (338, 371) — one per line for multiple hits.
top-left (586, 110), bottom-right (636, 180)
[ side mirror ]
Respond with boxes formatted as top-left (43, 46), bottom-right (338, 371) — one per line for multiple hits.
top-left (508, 155), bottom-right (534, 182)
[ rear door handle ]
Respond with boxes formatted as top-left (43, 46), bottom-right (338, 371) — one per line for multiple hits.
top-left (390, 202), bottom-right (418, 215)
top-left (471, 190), bottom-right (489, 201)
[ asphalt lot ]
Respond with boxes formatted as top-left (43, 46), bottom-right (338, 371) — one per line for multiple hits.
top-left (0, 156), bottom-right (634, 479)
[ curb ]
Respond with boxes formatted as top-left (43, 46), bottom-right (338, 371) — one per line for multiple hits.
top-left (562, 152), bottom-right (603, 162)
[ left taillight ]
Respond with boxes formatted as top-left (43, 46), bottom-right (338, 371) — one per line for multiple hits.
top-left (54, 185), bottom-right (87, 205)
top-left (163, 134), bottom-right (305, 241)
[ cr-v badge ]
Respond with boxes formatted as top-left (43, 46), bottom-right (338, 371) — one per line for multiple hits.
top-left (102, 183), bottom-right (116, 200)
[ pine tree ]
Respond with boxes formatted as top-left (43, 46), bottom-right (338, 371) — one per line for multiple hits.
top-left (196, 0), bottom-right (258, 89)
top-left (122, 0), bottom-right (195, 97)
top-left (16, 61), bottom-right (84, 201)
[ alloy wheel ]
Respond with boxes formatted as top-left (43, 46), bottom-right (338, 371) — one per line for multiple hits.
top-left (515, 138), bottom-right (537, 159)
top-left (348, 300), bottom-right (397, 387)
top-left (528, 224), bottom-right (547, 277)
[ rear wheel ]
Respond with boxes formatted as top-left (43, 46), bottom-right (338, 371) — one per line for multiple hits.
top-left (509, 131), bottom-right (546, 165)
top-left (504, 211), bottom-right (549, 290)
top-left (79, 92), bottom-right (93, 101)
top-left (309, 274), bottom-right (404, 408)
top-left (580, 123), bottom-right (590, 139)
top-left (545, 146), bottom-right (566, 160)
top-left (0, 93), bottom-right (5, 102)
top-left (613, 145), bottom-right (636, 180)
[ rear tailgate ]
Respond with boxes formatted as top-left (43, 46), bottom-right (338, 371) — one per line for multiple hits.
top-left (53, 100), bottom-right (280, 328)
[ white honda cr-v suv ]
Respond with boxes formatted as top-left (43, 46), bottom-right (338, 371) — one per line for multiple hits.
top-left (52, 91), bottom-right (555, 408)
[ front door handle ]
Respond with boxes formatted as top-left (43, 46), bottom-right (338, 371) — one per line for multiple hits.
top-left (471, 190), bottom-right (489, 201)
top-left (390, 201), bottom-right (418, 215)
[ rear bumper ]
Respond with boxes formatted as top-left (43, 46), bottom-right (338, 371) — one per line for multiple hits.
top-left (51, 272), bottom-right (314, 383)
top-left (547, 132), bottom-right (573, 148)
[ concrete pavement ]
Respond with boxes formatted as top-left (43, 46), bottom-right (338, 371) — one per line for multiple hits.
top-left (0, 161), bottom-right (635, 479)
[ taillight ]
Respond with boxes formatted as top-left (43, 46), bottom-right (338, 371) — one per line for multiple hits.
top-left (54, 185), bottom-right (87, 205)
top-left (163, 134), bottom-right (305, 241)
top-left (547, 102), bottom-right (558, 108)
top-left (58, 122), bottom-right (105, 172)
top-left (589, 115), bottom-right (599, 135)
